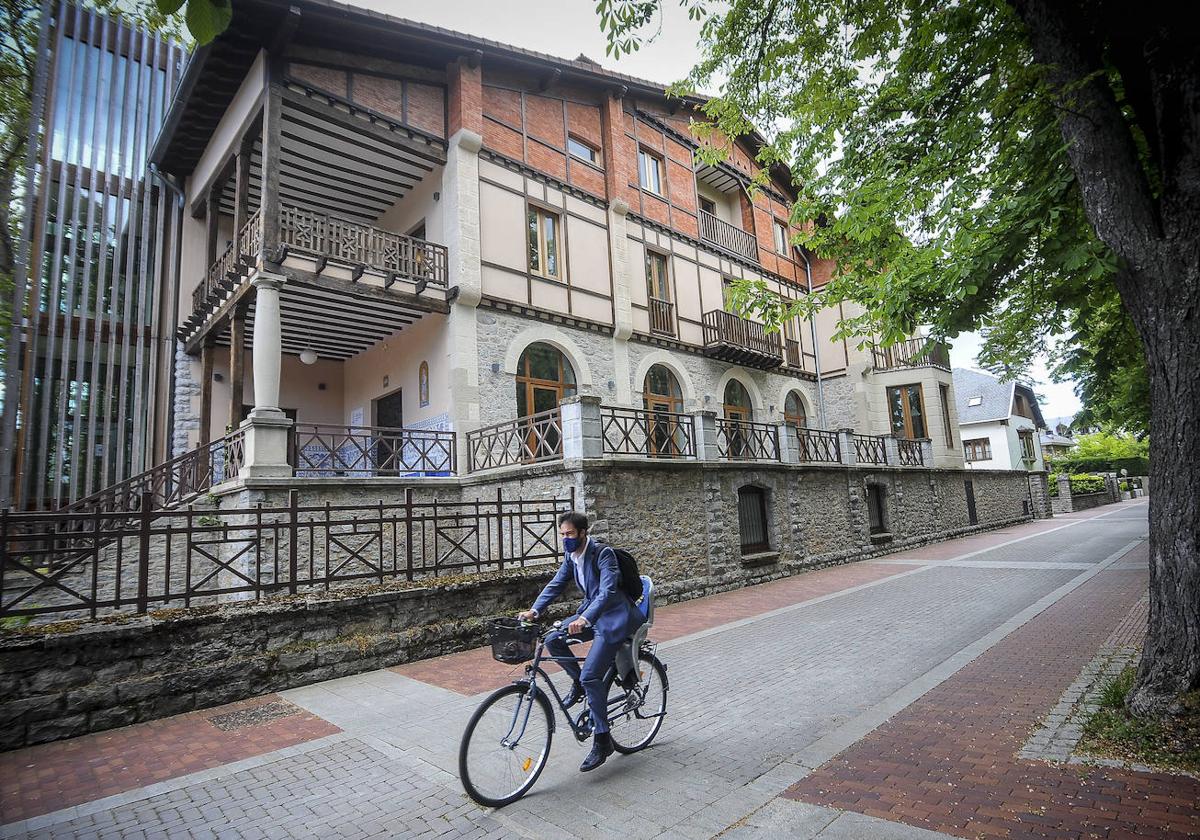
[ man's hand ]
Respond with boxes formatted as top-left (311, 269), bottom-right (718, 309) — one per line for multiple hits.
top-left (518, 609), bottom-right (538, 623)
top-left (568, 617), bottom-right (589, 635)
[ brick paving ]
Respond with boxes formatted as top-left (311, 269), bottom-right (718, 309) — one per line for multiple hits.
top-left (784, 537), bottom-right (1200, 840)
top-left (0, 696), bottom-right (339, 824)
top-left (4, 500), bottom-right (1182, 840)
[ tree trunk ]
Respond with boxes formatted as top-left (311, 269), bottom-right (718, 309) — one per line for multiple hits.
top-left (1128, 266), bottom-right (1200, 715)
top-left (1013, 0), bottom-right (1200, 715)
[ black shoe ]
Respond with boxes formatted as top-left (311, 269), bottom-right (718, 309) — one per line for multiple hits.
top-left (580, 732), bottom-right (614, 772)
top-left (563, 680), bottom-right (584, 708)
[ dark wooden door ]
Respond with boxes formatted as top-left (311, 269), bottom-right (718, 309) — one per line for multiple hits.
top-left (373, 390), bottom-right (404, 473)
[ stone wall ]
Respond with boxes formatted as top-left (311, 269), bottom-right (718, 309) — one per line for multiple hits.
top-left (172, 341), bottom-right (201, 457)
top-left (0, 569), bottom-right (567, 751)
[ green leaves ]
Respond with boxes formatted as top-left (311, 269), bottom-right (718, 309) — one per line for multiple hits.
top-left (154, 0), bottom-right (229, 44)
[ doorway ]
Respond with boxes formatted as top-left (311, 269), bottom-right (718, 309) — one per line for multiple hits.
top-left (372, 389), bottom-right (405, 473)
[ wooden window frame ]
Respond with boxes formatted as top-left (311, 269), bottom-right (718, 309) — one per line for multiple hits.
top-left (1019, 429), bottom-right (1037, 462)
top-left (773, 219), bottom-right (790, 254)
top-left (963, 437), bottom-right (992, 462)
top-left (887, 383), bottom-right (928, 439)
top-left (567, 135), bottom-right (600, 166)
top-left (939, 382), bottom-right (954, 447)
top-left (699, 195), bottom-right (717, 215)
top-left (645, 248), bottom-right (671, 302)
top-left (783, 390), bottom-right (807, 430)
top-left (526, 203), bottom-right (562, 281)
top-left (637, 147), bottom-right (664, 195)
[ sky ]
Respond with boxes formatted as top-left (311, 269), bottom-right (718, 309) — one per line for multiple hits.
top-left (365, 0), bottom-right (1082, 421)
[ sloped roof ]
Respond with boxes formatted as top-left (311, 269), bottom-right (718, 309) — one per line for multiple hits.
top-left (953, 368), bottom-right (1015, 425)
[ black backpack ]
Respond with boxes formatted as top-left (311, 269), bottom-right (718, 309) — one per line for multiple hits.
top-left (596, 541), bottom-right (644, 603)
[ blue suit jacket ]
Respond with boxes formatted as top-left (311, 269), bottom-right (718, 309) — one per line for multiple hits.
top-left (532, 539), bottom-right (642, 641)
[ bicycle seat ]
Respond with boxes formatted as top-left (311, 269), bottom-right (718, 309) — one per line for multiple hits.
top-left (616, 576), bottom-right (654, 681)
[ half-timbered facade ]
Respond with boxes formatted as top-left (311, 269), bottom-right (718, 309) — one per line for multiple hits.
top-left (142, 0), bottom-right (963, 482)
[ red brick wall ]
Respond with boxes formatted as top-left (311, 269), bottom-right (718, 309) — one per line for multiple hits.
top-left (479, 73), bottom-right (606, 199)
top-left (288, 63), bottom-right (447, 139)
top-left (350, 74), bottom-right (404, 123)
top-left (289, 63), bottom-right (347, 95)
top-left (406, 81), bottom-right (446, 139)
top-left (448, 59), bottom-right (483, 137)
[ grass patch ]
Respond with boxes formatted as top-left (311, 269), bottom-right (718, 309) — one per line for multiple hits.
top-left (1078, 665), bottom-right (1200, 775)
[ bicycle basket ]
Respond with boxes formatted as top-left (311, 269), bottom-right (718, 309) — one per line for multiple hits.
top-left (487, 617), bottom-right (539, 664)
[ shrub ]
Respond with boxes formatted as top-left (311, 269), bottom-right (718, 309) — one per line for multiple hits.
top-left (1069, 473), bottom-right (1107, 494)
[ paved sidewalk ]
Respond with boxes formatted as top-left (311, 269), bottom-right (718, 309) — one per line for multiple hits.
top-left (4, 500), bottom-right (1189, 840)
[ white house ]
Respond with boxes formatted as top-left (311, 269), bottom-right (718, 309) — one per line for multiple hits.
top-left (953, 368), bottom-right (1047, 471)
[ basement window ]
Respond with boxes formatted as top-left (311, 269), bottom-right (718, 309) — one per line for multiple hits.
top-left (737, 486), bottom-right (770, 554)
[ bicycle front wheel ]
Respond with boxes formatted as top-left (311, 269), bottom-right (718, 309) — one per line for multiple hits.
top-left (609, 653), bottom-right (667, 754)
top-left (459, 682), bottom-right (554, 807)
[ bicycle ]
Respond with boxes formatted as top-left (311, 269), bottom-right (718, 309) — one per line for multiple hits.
top-left (458, 576), bottom-right (668, 807)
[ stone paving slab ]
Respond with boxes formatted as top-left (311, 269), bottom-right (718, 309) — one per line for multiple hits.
top-left (1, 500), bottom-right (1167, 840)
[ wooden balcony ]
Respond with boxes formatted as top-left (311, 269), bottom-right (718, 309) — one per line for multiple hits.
top-left (872, 337), bottom-right (951, 372)
top-left (699, 210), bottom-right (758, 263)
top-left (648, 296), bottom-right (675, 336)
top-left (702, 309), bottom-right (784, 369)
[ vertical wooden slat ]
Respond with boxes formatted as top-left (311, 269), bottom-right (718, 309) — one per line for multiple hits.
top-left (198, 338), bottom-right (214, 446)
top-left (260, 69), bottom-right (283, 260)
top-left (228, 302), bottom-right (246, 430)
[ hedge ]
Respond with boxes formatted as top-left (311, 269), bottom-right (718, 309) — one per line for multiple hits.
top-left (1048, 473), bottom-right (1108, 497)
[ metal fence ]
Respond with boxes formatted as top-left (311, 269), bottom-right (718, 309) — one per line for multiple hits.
top-left (897, 438), bottom-right (925, 467)
top-left (1, 488), bottom-right (572, 621)
top-left (794, 427), bottom-right (841, 463)
top-left (716, 418), bottom-right (781, 461)
top-left (601, 406), bottom-right (695, 459)
top-left (466, 408), bottom-right (563, 473)
top-left (292, 424), bottom-right (455, 477)
top-left (853, 434), bottom-right (888, 465)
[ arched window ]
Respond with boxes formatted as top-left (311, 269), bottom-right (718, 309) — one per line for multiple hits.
top-left (784, 391), bottom-right (807, 430)
top-left (722, 379), bottom-right (753, 421)
top-left (515, 342), bottom-right (576, 418)
top-left (642, 364), bottom-right (684, 457)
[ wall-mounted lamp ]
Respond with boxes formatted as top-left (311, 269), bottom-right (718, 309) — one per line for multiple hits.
top-left (491, 362), bottom-right (501, 374)
top-left (433, 191), bottom-right (441, 202)
top-left (607, 380), bottom-right (615, 390)
top-left (704, 394), bottom-right (712, 404)
top-left (213, 372), bottom-right (224, 382)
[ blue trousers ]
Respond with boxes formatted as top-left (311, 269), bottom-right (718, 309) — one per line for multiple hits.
top-left (544, 617), bottom-right (621, 734)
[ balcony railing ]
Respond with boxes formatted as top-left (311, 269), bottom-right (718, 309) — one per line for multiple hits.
top-left (872, 337), bottom-right (951, 371)
top-left (716, 418), bottom-right (781, 461)
top-left (699, 209), bottom-right (758, 262)
top-left (192, 208), bottom-right (262, 314)
top-left (601, 406), bottom-right (695, 459)
top-left (291, 424), bottom-right (455, 476)
top-left (648, 296), bottom-right (675, 336)
top-left (854, 434), bottom-right (888, 465)
top-left (702, 309), bottom-right (784, 369)
top-left (794, 427), bottom-right (841, 463)
top-left (279, 205), bottom-right (448, 288)
top-left (466, 408), bottom-right (564, 473)
top-left (897, 437), bottom-right (925, 467)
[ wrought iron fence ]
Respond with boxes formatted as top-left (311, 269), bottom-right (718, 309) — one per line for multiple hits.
top-left (600, 406), bottom-right (695, 459)
top-left (292, 424), bottom-right (455, 477)
top-left (716, 418), bottom-right (780, 461)
top-left (1, 489), bottom-right (573, 622)
top-left (897, 438), bottom-right (925, 467)
top-left (278, 205), bottom-right (448, 287)
top-left (854, 434), bottom-right (888, 465)
top-left (466, 408), bottom-right (564, 473)
top-left (794, 427), bottom-right (841, 463)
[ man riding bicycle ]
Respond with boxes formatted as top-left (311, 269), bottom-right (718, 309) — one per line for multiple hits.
top-left (519, 511), bottom-right (642, 772)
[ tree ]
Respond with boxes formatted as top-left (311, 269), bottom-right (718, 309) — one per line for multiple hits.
top-left (1071, 429), bottom-right (1150, 463)
top-left (599, 0), bottom-right (1198, 715)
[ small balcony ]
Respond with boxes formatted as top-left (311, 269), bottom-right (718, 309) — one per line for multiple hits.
top-left (648, 296), bottom-right (675, 336)
top-left (699, 210), bottom-right (758, 263)
top-left (872, 337), bottom-right (951, 372)
top-left (702, 309), bottom-right (784, 369)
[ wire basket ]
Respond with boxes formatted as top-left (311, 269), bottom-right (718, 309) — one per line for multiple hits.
top-left (487, 617), bottom-right (539, 664)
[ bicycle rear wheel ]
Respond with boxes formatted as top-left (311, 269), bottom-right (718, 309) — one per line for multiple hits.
top-left (609, 653), bottom-right (667, 754)
top-left (459, 682), bottom-right (554, 807)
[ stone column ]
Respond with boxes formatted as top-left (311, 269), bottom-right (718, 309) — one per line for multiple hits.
top-left (561, 395), bottom-right (603, 460)
top-left (918, 438), bottom-right (934, 467)
top-left (1056, 473), bottom-right (1073, 512)
top-left (1027, 470), bottom-right (1053, 519)
top-left (837, 428), bottom-right (857, 466)
top-left (693, 410), bottom-right (719, 461)
top-left (239, 273), bottom-right (292, 478)
top-left (882, 434), bottom-right (900, 466)
top-left (777, 421), bottom-right (798, 464)
top-left (608, 199), bottom-right (634, 406)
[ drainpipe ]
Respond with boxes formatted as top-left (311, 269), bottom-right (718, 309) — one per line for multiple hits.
top-left (150, 163), bottom-right (186, 460)
top-left (800, 248), bottom-right (828, 429)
